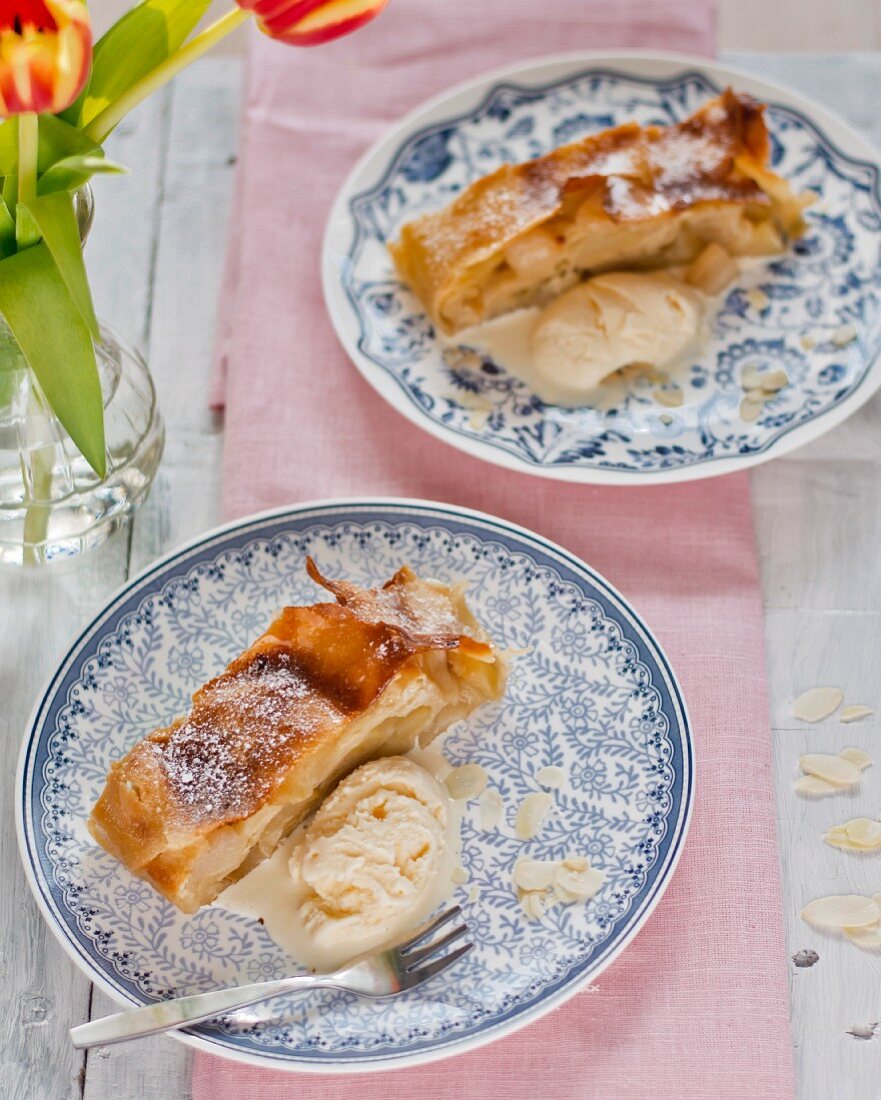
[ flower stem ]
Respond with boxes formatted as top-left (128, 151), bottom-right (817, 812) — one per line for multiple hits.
top-left (84, 7), bottom-right (251, 144)
top-left (18, 112), bottom-right (38, 205)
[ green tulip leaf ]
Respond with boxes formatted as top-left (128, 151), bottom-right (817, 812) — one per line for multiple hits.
top-left (70, 0), bottom-right (212, 128)
top-left (0, 199), bottom-right (16, 258)
top-left (0, 242), bottom-right (105, 477)
top-left (0, 114), bottom-right (101, 177)
top-left (21, 192), bottom-right (100, 341)
top-left (38, 154), bottom-right (128, 195)
top-left (15, 204), bottom-right (41, 250)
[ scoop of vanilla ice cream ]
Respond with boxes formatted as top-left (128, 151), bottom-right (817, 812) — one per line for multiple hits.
top-left (291, 756), bottom-right (448, 951)
top-left (529, 271), bottom-right (702, 405)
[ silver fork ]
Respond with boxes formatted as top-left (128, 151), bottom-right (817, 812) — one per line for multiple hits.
top-left (69, 906), bottom-right (471, 1049)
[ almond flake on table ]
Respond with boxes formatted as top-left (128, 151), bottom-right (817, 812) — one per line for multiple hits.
top-left (839, 747), bottom-right (873, 769)
top-left (844, 925), bottom-right (881, 950)
top-left (794, 775), bottom-right (840, 797)
top-left (801, 894), bottom-right (881, 930)
top-left (824, 818), bottom-right (881, 851)
top-left (799, 753), bottom-right (860, 787)
top-left (792, 687), bottom-right (844, 722)
top-left (840, 706), bottom-right (874, 724)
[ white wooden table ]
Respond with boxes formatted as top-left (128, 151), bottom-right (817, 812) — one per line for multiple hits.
top-left (2, 51), bottom-right (881, 1100)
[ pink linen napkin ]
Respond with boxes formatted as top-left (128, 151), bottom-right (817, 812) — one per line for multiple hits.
top-left (197, 3), bottom-right (796, 1097)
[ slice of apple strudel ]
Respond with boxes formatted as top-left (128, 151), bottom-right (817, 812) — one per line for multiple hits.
top-left (389, 89), bottom-right (811, 335)
top-left (88, 559), bottom-right (505, 913)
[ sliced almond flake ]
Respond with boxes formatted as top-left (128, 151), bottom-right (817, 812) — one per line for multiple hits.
top-left (801, 894), bottom-right (881, 929)
top-left (451, 865), bottom-right (469, 885)
top-left (659, 413), bottom-right (673, 426)
top-left (445, 763), bottom-right (487, 801)
top-left (759, 369), bottom-right (789, 393)
top-left (840, 747), bottom-right (873, 769)
top-left (562, 855), bottom-right (589, 872)
top-left (519, 889), bottom-right (546, 920)
top-left (825, 818), bottom-right (881, 850)
top-left (794, 775), bottom-right (839, 796)
top-left (844, 925), bottom-right (881, 950)
top-left (799, 753), bottom-right (860, 787)
top-left (515, 792), bottom-right (554, 840)
top-left (653, 386), bottom-right (684, 408)
top-left (746, 288), bottom-right (770, 312)
top-left (840, 706), bottom-right (874, 725)
top-left (740, 395), bottom-right (765, 422)
top-left (741, 364), bottom-right (764, 390)
top-left (553, 881), bottom-right (581, 905)
top-left (513, 859), bottom-right (558, 891)
top-left (536, 765), bottom-right (566, 789)
top-left (478, 788), bottom-right (503, 831)
top-left (554, 863), bottom-right (605, 902)
top-left (469, 885), bottom-right (481, 904)
top-left (800, 334), bottom-right (817, 351)
top-left (832, 323), bottom-right (857, 348)
top-left (792, 686), bottom-right (844, 722)
top-left (846, 819), bottom-right (881, 848)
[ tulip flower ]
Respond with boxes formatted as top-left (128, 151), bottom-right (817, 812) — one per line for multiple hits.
top-left (237, 0), bottom-right (391, 46)
top-left (0, 0), bottom-right (91, 116)
top-left (84, 0), bottom-right (391, 143)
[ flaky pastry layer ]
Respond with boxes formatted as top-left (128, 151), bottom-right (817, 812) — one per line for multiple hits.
top-left (389, 89), bottom-right (811, 333)
top-left (89, 560), bottom-right (505, 912)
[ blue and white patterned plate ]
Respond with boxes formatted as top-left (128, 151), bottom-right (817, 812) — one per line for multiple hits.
top-left (323, 52), bottom-right (881, 483)
top-left (17, 500), bottom-right (692, 1072)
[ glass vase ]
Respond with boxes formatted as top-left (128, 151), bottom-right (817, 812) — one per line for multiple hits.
top-left (0, 190), bottom-right (164, 566)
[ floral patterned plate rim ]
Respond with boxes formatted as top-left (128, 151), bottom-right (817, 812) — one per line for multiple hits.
top-left (17, 499), bottom-right (692, 1073)
top-left (323, 51), bottom-right (881, 484)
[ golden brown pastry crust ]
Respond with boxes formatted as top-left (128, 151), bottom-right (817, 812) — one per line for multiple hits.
top-left (389, 89), bottom-right (809, 333)
top-left (89, 560), bottom-right (504, 912)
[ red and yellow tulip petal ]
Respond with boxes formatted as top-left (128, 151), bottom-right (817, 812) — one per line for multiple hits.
top-left (0, 0), bottom-right (91, 116)
top-left (237, 0), bottom-right (390, 46)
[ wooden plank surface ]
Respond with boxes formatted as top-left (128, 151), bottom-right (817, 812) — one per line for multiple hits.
top-left (2, 49), bottom-right (881, 1100)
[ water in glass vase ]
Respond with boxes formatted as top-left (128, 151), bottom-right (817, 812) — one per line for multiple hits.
top-left (0, 324), bottom-right (164, 565)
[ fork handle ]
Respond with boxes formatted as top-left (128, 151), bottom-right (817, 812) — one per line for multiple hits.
top-left (70, 973), bottom-right (327, 1049)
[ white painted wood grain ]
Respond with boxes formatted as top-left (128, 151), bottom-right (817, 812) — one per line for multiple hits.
top-left (730, 49), bottom-right (881, 1100)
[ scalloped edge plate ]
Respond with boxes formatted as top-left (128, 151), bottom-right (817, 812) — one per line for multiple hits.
top-left (323, 50), bottom-right (881, 484)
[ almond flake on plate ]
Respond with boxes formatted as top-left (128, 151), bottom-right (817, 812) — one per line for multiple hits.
top-left (478, 788), bottom-right (503, 830)
top-left (739, 395), bottom-right (765, 422)
top-left (554, 860), bottom-right (605, 903)
top-left (746, 288), bottom-right (770, 312)
top-left (513, 859), bottom-right (558, 891)
top-left (759, 369), bottom-right (789, 393)
top-left (794, 775), bottom-right (840, 796)
top-left (839, 747), bottom-right (873, 769)
top-left (831, 323), bottom-right (857, 348)
top-left (792, 687), bottom-right (844, 722)
top-left (799, 753), bottom-right (860, 787)
top-left (445, 763), bottom-right (487, 800)
top-left (536, 765), bottom-right (566, 789)
top-left (451, 865), bottom-right (469, 885)
top-left (840, 706), bottom-right (874, 725)
top-left (515, 792), bottom-right (554, 840)
top-left (801, 894), bottom-right (881, 929)
top-left (519, 890), bottom-right (546, 920)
